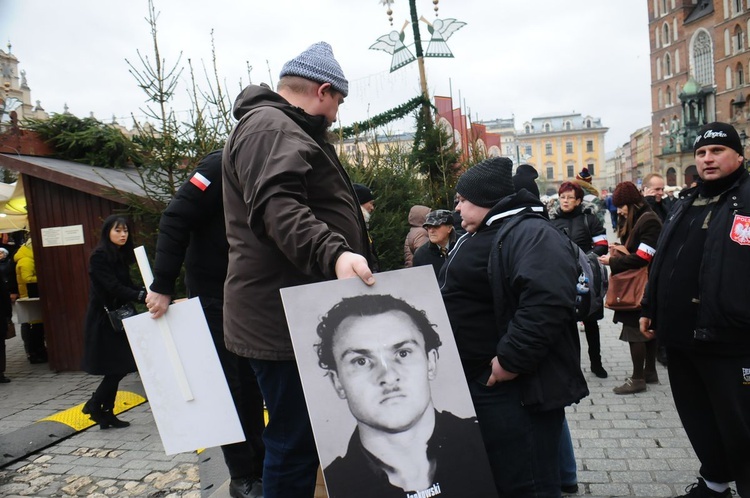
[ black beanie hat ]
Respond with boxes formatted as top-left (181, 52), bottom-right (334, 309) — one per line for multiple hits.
top-left (512, 163), bottom-right (540, 198)
top-left (612, 181), bottom-right (642, 207)
top-left (352, 183), bottom-right (374, 204)
top-left (456, 157), bottom-right (515, 207)
top-left (693, 122), bottom-right (744, 156)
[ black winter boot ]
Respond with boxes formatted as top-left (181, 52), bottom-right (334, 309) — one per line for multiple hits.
top-left (82, 399), bottom-right (111, 429)
top-left (101, 410), bottom-right (130, 428)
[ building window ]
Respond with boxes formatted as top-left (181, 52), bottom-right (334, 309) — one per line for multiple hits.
top-left (664, 52), bottom-right (672, 77)
top-left (525, 124), bottom-right (531, 134)
top-left (735, 0), bottom-right (743, 15)
top-left (667, 85), bottom-right (673, 105)
top-left (586, 140), bottom-right (594, 152)
top-left (566, 141), bottom-right (573, 154)
top-left (693, 30), bottom-right (714, 86)
top-left (587, 163), bottom-right (595, 175)
top-left (546, 166), bottom-right (554, 180)
top-left (661, 0), bottom-right (668, 14)
top-left (735, 25), bottom-right (744, 52)
top-left (663, 23), bottom-right (671, 45)
top-left (658, 88), bottom-right (664, 108)
top-left (727, 65), bottom-right (734, 89)
top-left (544, 122), bottom-right (551, 132)
top-left (585, 119), bottom-right (592, 128)
top-left (564, 121), bottom-right (572, 130)
top-left (545, 143), bottom-right (553, 155)
top-left (525, 145), bottom-right (532, 156)
top-left (657, 56), bottom-right (662, 79)
top-left (738, 62), bottom-right (745, 85)
top-left (567, 164), bottom-right (574, 178)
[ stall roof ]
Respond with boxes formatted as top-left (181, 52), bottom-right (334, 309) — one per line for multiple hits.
top-left (0, 154), bottom-right (151, 204)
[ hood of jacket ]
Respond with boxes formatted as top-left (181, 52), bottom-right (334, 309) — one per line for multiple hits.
top-left (14, 244), bottom-right (32, 263)
top-left (232, 84), bottom-right (329, 143)
top-left (481, 190), bottom-right (548, 230)
top-left (408, 205), bottom-right (431, 227)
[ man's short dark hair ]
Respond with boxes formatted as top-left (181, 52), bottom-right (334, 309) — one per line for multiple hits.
top-left (315, 294), bottom-right (442, 372)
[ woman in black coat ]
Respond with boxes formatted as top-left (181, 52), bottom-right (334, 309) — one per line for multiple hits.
top-left (550, 181), bottom-right (610, 379)
top-left (598, 182), bottom-right (662, 395)
top-left (81, 215), bottom-right (145, 428)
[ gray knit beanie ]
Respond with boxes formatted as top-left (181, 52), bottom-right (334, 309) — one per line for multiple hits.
top-left (456, 157), bottom-right (515, 208)
top-left (279, 42), bottom-right (349, 97)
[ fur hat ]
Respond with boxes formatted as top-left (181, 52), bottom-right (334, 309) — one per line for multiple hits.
top-left (352, 183), bottom-right (373, 204)
top-left (423, 209), bottom-right (454, 227)
top-left (280, 42), bottom-right (349, 97)
top-left (576, 167), bottom-right (593, 183)
top-left (456, 157), bottom-right (515, 208)
top-left (693, 121), bottom-right (744, 156)
top-left (612, 181), bottom-right (642, 207)
top-left (512, 163), bottom-right (540, 198)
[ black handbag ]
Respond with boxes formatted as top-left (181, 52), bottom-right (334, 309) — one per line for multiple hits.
top-left (104, 303), bottom-right (137, 332)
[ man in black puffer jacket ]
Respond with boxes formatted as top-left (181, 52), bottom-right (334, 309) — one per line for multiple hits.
top-left (641, 122), bottom-right (750, 498)
top-left (439, 157), bottom-right (588, 497)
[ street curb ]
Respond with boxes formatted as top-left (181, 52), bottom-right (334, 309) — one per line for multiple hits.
top-left (0, 389), bottom-right (147, 468)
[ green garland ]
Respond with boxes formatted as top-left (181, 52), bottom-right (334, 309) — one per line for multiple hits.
top-left (338, 95), bottom-right (433, 139)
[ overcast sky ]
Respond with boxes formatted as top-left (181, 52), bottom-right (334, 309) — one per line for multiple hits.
top-left (1, 0), bottom-right (652, 152)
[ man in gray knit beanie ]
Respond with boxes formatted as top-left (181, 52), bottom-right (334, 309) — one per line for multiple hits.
top-left (222, 40), bottom-right (374, 498)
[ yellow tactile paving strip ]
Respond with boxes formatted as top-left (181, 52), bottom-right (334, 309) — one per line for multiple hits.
top-left (40, 391), bottom-right (147, 431)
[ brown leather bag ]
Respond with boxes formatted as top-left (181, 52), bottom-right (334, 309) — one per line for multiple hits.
top-left (5, 321), bottom-right (15, 340)
top-left (604, 245), bottom-right (648, 311)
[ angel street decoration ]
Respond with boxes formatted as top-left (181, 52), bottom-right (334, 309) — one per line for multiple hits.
top-left (369, 20), bottom-right (417, 73)
top-left (421, 16), bottom-right (466, 58)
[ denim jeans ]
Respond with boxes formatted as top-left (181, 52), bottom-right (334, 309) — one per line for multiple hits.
top-left (468, 373), bottom-right (564, 497)
top-left (248, 359), bottom-right (319, 498)
top-left (559, 417), bottom-right (577, 487)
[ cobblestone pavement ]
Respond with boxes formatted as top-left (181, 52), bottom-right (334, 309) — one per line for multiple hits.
top-left (0, 299), bottom-right (738, 497)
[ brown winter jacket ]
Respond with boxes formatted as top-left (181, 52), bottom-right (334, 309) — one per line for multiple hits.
top-left (222, 85), bottom-right (371, 360)
top-left (403, 205), bottom-right (430, 267)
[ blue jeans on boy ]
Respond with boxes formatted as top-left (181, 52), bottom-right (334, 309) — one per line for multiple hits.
top-left (248, 359), bottom-right (319, 498)
top-left (468, 373), bottom-right (564, 497)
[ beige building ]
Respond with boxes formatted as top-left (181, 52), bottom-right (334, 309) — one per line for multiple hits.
top-left (516, 112), bottom-right (608, 195)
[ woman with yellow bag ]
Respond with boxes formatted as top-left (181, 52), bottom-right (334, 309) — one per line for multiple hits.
top-left (598, 182), bottom-right (662, 394)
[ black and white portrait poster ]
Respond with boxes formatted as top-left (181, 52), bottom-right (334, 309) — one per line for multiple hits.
top-left (281, 266), bottom-right (497, 498)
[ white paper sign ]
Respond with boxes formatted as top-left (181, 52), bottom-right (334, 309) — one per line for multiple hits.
top-left (123, 298), bottom-right (245, 455)
top-left (40, 224), bottom-right (85, 247)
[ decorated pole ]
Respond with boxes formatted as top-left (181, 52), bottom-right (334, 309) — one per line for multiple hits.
top-left (370, 0), bottom-right (465, 126)
top-left (409, 0), bottom-right (430, 116)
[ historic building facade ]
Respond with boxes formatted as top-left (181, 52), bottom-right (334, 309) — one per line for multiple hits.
top-left (0, 44), bottom-right (49, 131)
top-left (514, 112), bottom-right (608, 195)
top-left (650, 0), bottom-right (750, 186)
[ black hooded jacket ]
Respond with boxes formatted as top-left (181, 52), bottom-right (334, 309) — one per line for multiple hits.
top-left (439, 190), bottom-right (588, 411)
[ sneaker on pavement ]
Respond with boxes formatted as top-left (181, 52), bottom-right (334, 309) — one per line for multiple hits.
top-left (613, 377), bottom-right (646, 394)
top-left (675, 478), bottom-right (731, 497)
top-left (229, 477), bottom-right (263, 498)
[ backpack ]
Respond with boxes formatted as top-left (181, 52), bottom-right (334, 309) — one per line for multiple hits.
top-left (488, 211), bottom-right (590, 323)
top-left (569, 242), bottom-right (608, 321)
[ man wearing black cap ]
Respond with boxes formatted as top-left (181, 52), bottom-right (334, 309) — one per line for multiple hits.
top-left (438, 156), bottom-right (588, 496)
top-left (223, 42), bottom-right (375, 498)
top-left (641, 122), bottom-right (750, 497)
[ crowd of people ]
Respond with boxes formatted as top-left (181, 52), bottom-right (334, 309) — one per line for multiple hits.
top-left (6, 40), bottom-right (747, 498)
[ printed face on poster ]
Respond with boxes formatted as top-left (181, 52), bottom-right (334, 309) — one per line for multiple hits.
top-left (281, 266), bottom-right (497, 498)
